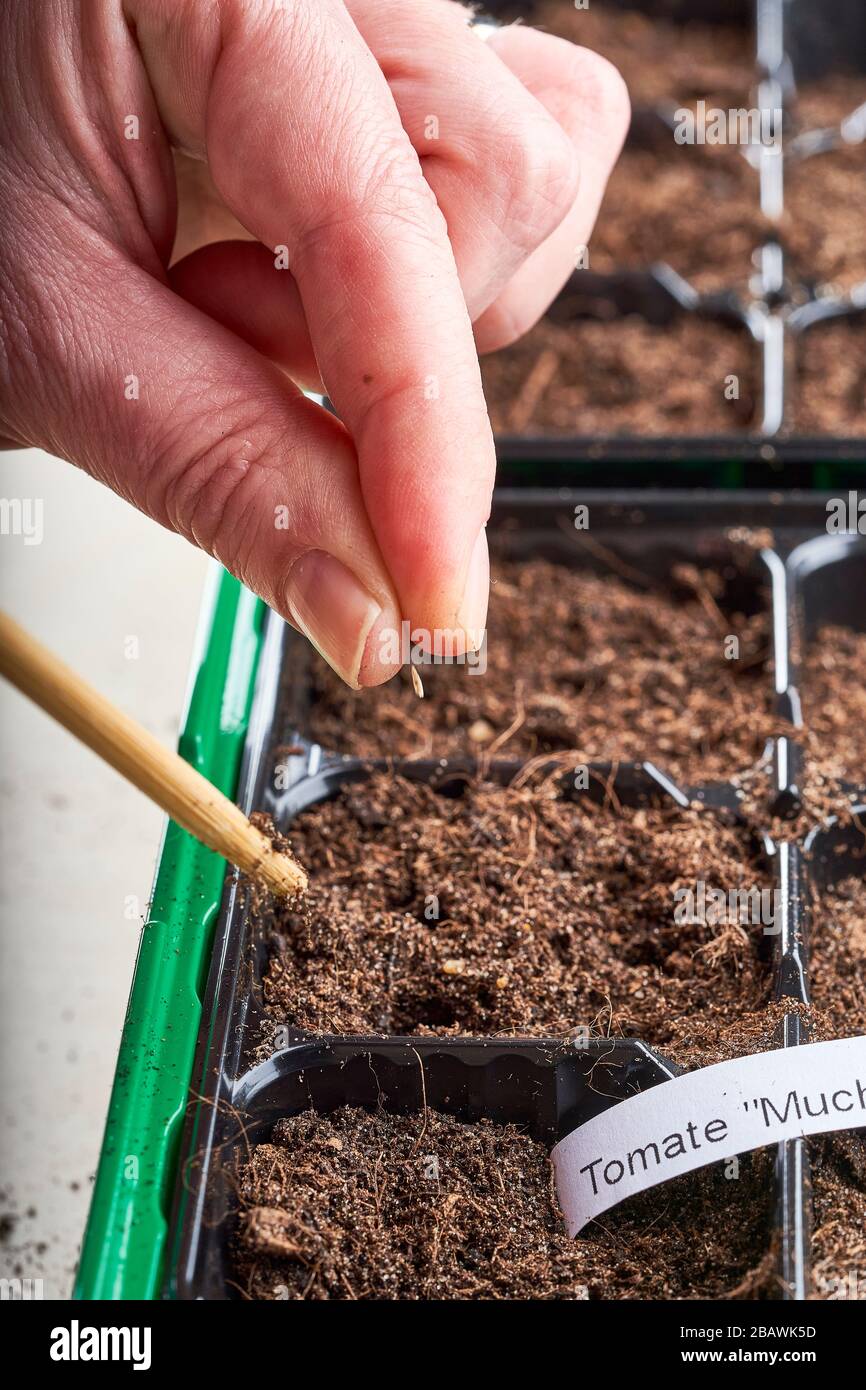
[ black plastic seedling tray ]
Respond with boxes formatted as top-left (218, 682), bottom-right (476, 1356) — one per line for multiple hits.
top-left (168, 490), bottom-right (866, 1301)
top-left (483, 0), bottom-right (866, 454)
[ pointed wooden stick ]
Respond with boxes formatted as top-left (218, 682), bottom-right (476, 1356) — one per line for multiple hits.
top-left (0, 609), bottom-right (306, 899)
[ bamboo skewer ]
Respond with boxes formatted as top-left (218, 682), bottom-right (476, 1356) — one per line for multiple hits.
top-left (0, 610), bottom-right (307, 899)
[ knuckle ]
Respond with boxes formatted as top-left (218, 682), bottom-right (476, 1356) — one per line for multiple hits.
top-left (293, 135), bottom-right (450, 276)
top-left (501, 111), bottom-right (581, 252)
top-left (355, 140), bottom-right (446, 242)
top-left (309, 135), bottom-right (442, 234)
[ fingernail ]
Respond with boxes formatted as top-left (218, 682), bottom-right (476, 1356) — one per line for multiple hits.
top-left (456, 526), bottom-right (490, 654)
top-left (285, 551), bottom-right (382, 689)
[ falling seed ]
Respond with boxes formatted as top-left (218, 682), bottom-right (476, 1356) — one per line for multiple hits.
top-left (495, 975), bottom-right (508, 990)
top-left (411, 663), bottom-right (424, 699)
top-left (442, 958), bottom-right (463, 976)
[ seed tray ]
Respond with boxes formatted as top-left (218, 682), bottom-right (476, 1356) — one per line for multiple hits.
top-left (166, 491), bottom-right (866, 1300)
top-left (482, 0), bottom-right (866, 449)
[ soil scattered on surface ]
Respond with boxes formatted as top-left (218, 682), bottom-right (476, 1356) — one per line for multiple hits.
top-left (307, 558), bottom-right (772, 784)
top-left (263, 770), bottom-right (771, 1043)
top-left (232, 1105), bottom-right (777, 1301)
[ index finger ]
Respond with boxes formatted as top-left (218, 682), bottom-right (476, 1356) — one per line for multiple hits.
top-left (206, 0), bottom-right (495, 653)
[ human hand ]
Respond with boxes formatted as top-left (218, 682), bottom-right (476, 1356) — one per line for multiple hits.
top-left (0, 0), bottom-right (628, 686)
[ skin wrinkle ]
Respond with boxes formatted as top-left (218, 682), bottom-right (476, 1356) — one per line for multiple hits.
top-left (146, 377), bottom-right (300, 537)
top-left (0, 206), bottom-right (109, 446)
top-left (496, 125), bottom-right (580, 251)
top-left (0, 281), bottom-right (39, 444)
top-left (42, 8), bottom-right (149, 246)
top-left (2, 9), bottom-right (168, 274)
top-left (178, 452), bottom-right (258, 559)
top-left (125, 0), bottom-right (223, 155)
top-left (157, 427), bottom-right (284, 561)
top-left (148, 378), bottom-right (385, 617)
top-left (103, 10), bottom-right (177, 264)
top-left (290, 173), bottom-right (449, 277)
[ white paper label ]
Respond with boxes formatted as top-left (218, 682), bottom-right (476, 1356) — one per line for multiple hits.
top-left (553, 1035), bottom-right (866, 1236)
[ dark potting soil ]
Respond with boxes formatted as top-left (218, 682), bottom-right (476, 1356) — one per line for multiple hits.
top-left (587, 145), bottom-right (761, 297)
top-left (306, 558), bottom-right (773, 784)
top-left (262, 770), bottom-right (772, 1044)
top-left (239, 787), bottom-right (863, 1301)
top-left (241, 679), bottom-right (866, 1300)
top-left (802, 624), bottom-right (866, 786)
top-left (529, 2), bottom-right (866, 295)
top-left (231, 1104), bottom-right (778, 1301)
top-left (810, 1134), bottom-right (866, 1299)
top-left (785, 76), bottom-right (866, 296)
top-left (795, 325), bottom-right (866, 438)
top-left (729, 621), bottom-right (866, 841)
top-left (730, 621), bottom-right (866, 842)
top-left (809, 877), bottom-right (866, 1041)
top-left (476, 3), bottom-right (866, 436)
top-left (528, 1), bottom-right (756, 111)
top-left (481, 314), bottom-right (759, 435)
top-left (534, 0), bottom-right (761, 298)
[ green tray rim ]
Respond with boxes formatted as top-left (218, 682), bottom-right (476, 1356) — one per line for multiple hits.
top-left (74, 565), bottom-right (265, 1300)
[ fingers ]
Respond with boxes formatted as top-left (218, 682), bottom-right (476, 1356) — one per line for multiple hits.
top-left (15, 238), bottom-right (403, 689)
top-left (168, 5), bottom-right (622, 367)
top-left (169, 241), bottom-right (322, 391)
top-left (131, 0), bottom-right (496, 651)
top-left (474, 26), bottom-right (631, 353)
top-left (342, 1), bottom-right (626, 349)
top-left (345, 0), bottom-right (581, 322)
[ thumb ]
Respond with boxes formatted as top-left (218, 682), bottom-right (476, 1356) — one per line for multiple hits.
top-left (14, 249), bottom-right (403, 689)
